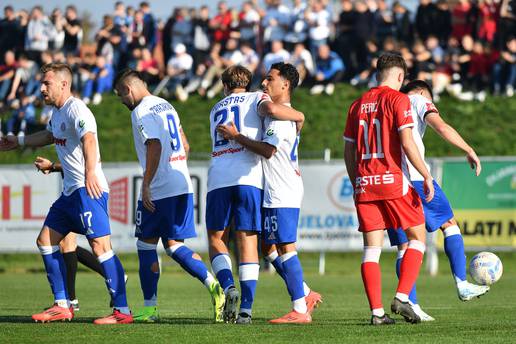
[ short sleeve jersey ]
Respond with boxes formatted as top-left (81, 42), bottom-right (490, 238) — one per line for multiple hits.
top-left (262, 115), bottom-right (303, 208)
top-left (343, 86), bottom-right (414, 202)
top-left (46, 97), bottom-right (109, 196)
top-left (405, 94), bottom-right (439, 181)
top-left (131, 95), bottom-right (193, 201)
top-left (207, 91), bottom-right (271, 192)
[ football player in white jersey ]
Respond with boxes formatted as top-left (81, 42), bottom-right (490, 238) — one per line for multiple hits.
top-left (113, 69), bottom-right (225, 323)
top-left (0, 63), bottom-right (132, 324)
top-left (207, 65), bottom-right (304, 324)
top-left (217, 62), bottom-right (320, 324)
top-left (387, 80), bottom-right (489, 321)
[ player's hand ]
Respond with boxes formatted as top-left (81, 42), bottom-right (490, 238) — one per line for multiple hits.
top-left (0, 135), bottom-right (18, 151)
top-left (34, 156), bottom-right (52, 174)
top-left (466, 149), bottom-right (481, 176)
top-left (216, 122), bottom-right (239, 140)
top-left (142, 184), bottom-right (155, 212)
top-left (85, 171), bottom-right (102, 199)
top-left (423, 176), bottom-right (434, 203)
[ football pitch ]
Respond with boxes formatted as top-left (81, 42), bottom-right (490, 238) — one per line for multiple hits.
top-left (0, 252), bottom-right (514, 343)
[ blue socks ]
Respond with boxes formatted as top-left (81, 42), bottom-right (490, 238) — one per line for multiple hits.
top-left (137, 240), bottom-right (160, 306)
top-left (281, 252), bottom-right (307, 313)
top-left (166, 244), bottom-right (210, 283)
top-left (266, 251), bottom-right (287, 282)
top-left (443, 226), bottom-right (467, 282)
top-left (396, 250), bottom-right (418, 304)
top-left (239, 263), bottom-right (259, 315)
top-left (39, 246), bottom-right (68, 305)
top-left (211, 253), bottom-right (235, 292)
top-left (98, 250), bottom-right (128, 309)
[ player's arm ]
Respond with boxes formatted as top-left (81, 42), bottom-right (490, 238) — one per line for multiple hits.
top-left (217, 122), bottom-right (276, 159)
top-left (82, 132), bottom-right (103, 199)
top-left (399, 128), bottom-right (434, 202)
top-left (343, 141), bottom-right (357, 187)
top-left (258, 101), bottom-right (305, 132)
top-left (142, 139), bottom-right (161, 212)
top-left (425, 113), bottom-right (481, 176)
top-left (34, 156), bottom-right (63, 174)
top-left (180, 127), bottom-right (190, 159)
top-left (0, 130), bottom-right (53, 151)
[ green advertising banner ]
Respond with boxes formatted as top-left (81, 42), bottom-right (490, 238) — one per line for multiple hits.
top-left (440, 159), bottom-right (516, 247)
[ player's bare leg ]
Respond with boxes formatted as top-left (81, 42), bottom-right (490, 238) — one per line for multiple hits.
top-left (32, 226), bottom-right (74, 323)
top-left (89, 235), bottom-right (132, 324)
top-left (60, 233), bottom-right (80, 311)
top-left (209, 228), bottom-right (238, 323)
top-left (391, 224), bottom-right (426, 324)
top-left (235, 231), bottom-right (259, 324)
top-left (362, 229), bottom-right (395, 325)
top-left (163, 238), bottom-right (224, 323)
top-left (440, 219), bottom-right (489, 300)
top-left (269, 243), bottom-right (312, 324)
top-left (262, 242), bottom-right (322, 314)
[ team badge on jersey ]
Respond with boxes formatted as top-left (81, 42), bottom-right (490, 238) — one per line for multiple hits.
top-left (79, 120), bottom-right (85, 128)
top-left (266, 128), bottom-right (274, 136)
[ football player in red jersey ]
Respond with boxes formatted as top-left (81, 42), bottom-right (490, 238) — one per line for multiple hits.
top-left (343, 53), bottom-right (435, 325)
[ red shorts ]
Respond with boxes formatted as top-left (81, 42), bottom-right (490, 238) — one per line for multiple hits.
top-left (356, 187), bottom-right (425, 232)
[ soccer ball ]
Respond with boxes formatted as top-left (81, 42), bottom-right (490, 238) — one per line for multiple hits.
top-left (469, 252), bottom-right (503, 285)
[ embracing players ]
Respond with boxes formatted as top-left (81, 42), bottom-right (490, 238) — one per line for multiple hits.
top-left (386, 80), bottom-right (489, 321)
top-left (0, 63), bottom-right (132, 324)
top-left (206, 65), bottom-right (304, 324)
top-left (114, 69), bottom-right (225, 323)
top-left (217, 62), bottom-right (321, 323)
top-left (343, 54), bottom-right (435, 325)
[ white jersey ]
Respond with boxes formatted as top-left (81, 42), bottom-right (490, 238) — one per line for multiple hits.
top-left (131, 95), bottom-right (193, 201)
top-left (262, 115), bottom-right (303, 208)
top-left (406, 94), bottom-right (438, 181)
top-left (207, 91), bottom-right (271, 192)
top-left (46, 96), bottom-right (108, 196)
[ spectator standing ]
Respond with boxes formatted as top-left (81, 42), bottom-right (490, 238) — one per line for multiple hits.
top-left (434, 0), bottom-right (452, 45)
top-left (139, 2), bottom-right (157, 51)
top-left (0, 6), bottom-right (22, 57)
top-left (25, 6), bottom-right (53, 62)
top-left (451, 0), bottom-right (475, 40)
top-left (477, 0), bottom-right (499, 43)
top-left (239, 1), bottom-right (260, 48)
top-left (49, 8), bottom-right (65, 51)
top-left (63, 6), bottom-right (82, 56)
top-left (0, 51), bottom-right (17, 105)
top-left (336, 0), bottom-right (357, 78)
top-left (392, 2), bottom-right (412, 46)
top-left (210, 1), bottom-right (232, 46)
top-left (192, 6), bottom-right (211, 69)
top-left (306, 0), bottom-right (332, 57)
top-left (262, 40), bottom-right (291, 75)
top-left (416, 0), bottom-right (437, 41)
top-left (262, 0), bottom-right (291, 51)
top-left (288, 42), bottom-right (315, 85)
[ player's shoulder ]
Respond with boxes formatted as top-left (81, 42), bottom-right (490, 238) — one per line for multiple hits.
top-left (66, 96), bottom-right (94, 118)
top-left (134, 95), bottom-right (175, 118)
top-left (409, 93), bottom-right (439, 114)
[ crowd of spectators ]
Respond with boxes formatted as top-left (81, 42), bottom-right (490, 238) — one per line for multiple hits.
top-left (0, 0), bottom-right (515, 136)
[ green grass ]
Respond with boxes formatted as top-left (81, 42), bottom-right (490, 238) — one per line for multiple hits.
top-left (0, 252), bottom-right (514, 343)
top-left (1, 84), bottom-right (515, 164)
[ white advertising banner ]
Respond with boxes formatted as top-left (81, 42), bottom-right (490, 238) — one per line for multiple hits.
top-left (0, 161), bottom-right (368, 253)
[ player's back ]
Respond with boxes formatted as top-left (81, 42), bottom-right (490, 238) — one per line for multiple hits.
top-left (262, 115), bottom-right (303, 208)
top-left (208, 91), bottom-right (269, 192)
top-left (131, 95), bottom-right (192, 200)
top-left (344, 86), bottom-right (413, 202)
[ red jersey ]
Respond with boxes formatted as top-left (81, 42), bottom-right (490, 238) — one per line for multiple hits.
top-left (343, 86), bottom-right (414, 202)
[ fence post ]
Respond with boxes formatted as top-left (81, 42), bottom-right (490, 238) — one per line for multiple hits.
top-left (319, 251), bottom-right (326, 275)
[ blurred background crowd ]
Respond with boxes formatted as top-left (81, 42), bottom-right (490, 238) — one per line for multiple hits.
top-left (0, 0), bottom-right (515, 136)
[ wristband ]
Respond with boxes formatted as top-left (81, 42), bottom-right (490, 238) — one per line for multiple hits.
top-left (17, 135), bottom-right (25, 146)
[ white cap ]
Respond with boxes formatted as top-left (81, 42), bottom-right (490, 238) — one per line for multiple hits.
top-left (174, 43), bottom-right (186, 54)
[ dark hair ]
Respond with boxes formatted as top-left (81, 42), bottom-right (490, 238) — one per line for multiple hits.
top-left (376, 53), bottom-right (407, 82)
top-left (114, 68), bottom-right (145, 88)
top-left (401, 79), bottom-right (433, 100)
top-left (221, 65), bottom-right (252, 91)
top-left (270, 62), bottom-right (299, 94)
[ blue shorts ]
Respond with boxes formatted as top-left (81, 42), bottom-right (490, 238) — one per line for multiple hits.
top-left (135, 193), bottom-right (196, 240)
top-left (387, 180), bottom-right (454, 246)
top-left (206, 185), bottom-right (262, 232)
top-left (44, 187), bottom-right (111, 239)
top-left (262, 208), bottom-right (300, 245)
